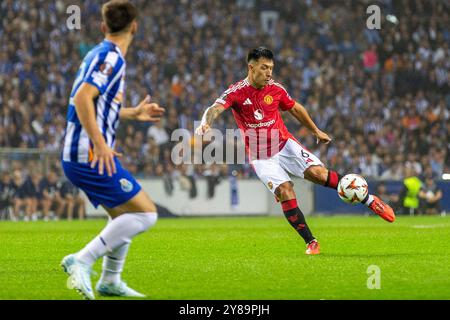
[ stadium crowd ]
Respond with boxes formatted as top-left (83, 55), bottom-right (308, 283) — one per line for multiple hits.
top-left (0, 169), bottom-right (86, 221)
top-left (0, 0), bottom-right (449, 219)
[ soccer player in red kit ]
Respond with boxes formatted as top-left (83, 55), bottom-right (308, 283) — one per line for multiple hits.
top-left (196, 47), bottom-right (395, 255)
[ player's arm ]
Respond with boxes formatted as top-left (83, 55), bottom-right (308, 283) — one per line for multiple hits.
top-left (433, 189), bottom-right (442, 202)
top-left (418, 189), bottom-right (427, 199)
top-left (195, 103), bottom-right (226, 135)
top-left (288, 101), bottom-right (332, 144)
top-left (119, 95), bottom-right (165, 121)
top-left (73, 83), bottom-right (121, 176)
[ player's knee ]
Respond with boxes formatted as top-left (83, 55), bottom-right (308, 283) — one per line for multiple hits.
top-left (305, 166), bottom-right (328, 184)
top-left (276, 182), bottom-right (295, 201)
top-left (136, 212), bottom-right (158, 232)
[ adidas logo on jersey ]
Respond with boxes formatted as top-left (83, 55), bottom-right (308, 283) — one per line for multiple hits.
top-left (243, 98), bottom-right (252, 105)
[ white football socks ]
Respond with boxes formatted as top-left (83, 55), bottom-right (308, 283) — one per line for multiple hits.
top-left (364, 195), bottom-right (375, 206)
top-left (76, 212), bottom-right (157, 267)
top-left (100, 243), bottom-right (130, 285)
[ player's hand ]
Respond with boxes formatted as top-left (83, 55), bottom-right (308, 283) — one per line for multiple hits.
top-left (135, 95), bottom-right (165, 122)
top-left (195, 123), bottom-right (211, 135)
top-left (90, 141), bottom-right (123, 177)
top-left (314, 130), bottom-right (332, 145)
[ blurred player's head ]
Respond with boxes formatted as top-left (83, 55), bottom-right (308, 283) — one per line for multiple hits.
top-left (247, 47), bottom-right (274, 88)
top-left (425, 175), bottom-right (435, 186)
top-left (101, 1), bottom-right (138, 37)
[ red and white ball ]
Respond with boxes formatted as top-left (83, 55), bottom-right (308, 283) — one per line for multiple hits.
top-left (337, 174), bottom-right (369, 204)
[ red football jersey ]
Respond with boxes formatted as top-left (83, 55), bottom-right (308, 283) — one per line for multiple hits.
top-left (215, 78), bottom-right (296, 159)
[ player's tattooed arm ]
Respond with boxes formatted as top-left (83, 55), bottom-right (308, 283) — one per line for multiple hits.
top-left (195, 103), bottom-right (226, 135)
top-left (205, 104), bottom-right (225, 126)
top-left (289, 102), bottom-right (332, 144)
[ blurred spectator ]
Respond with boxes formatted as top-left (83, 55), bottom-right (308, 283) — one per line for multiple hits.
top-left (0, 0), bottom-right (449, 181)
top-left (40, 170), bottom-right (64, 221)
top-left (419, 175), bottom-right (443, 215)
top-left (10, 170), bottom-right (31, 222)
top-left (162, 163), bottom-right (174, 196)
top-left (376, 182), bottom-right (399, 212)
top-left (0, 173), bottom-right (14, 219)
top-left (147, 120), bottom-right (169, 147)
top-left (259, 0), bottom-right (279, 36)
top-left (362, 44), bottom-right (380, 73)
top-left (60, 178), bottom-right (86, 220)
top-left (204, 163), bottom-right (222, 199)
top-left (26, 172), bottom-right (42, 221)
top-left (398, 166), bottom-right (423, 216)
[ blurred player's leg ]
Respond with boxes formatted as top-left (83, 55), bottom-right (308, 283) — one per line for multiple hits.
top-left (76, 196), bottom-right (86, 220)
top-left (29, 197), bottom-right (38, 221)
top-left (54, 194), bottom-right (65, 221)
top-left (42, 196), bottom-right (51, 222)
top-left (24, 197), bottom-right (33, 222)
top-left (12, 198), bottom-right (23, 222)
top-left (65, 195), bottom-right (74, 221)
top-left (65, 190), bottom-right (157, 298)
top-left (304, 166), bottom-right (395, 222)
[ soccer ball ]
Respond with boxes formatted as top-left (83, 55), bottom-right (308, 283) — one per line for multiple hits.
top-left (337, 174), bottom-right (369, 204)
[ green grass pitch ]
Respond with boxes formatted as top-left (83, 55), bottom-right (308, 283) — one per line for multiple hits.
top-left (0, 215), bottom-right (449, 300)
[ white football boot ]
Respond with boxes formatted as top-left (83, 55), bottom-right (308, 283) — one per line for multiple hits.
top-left (96, 280), bottom-right (146, 298)
top-left (61, 254), bottom-right (95, 300)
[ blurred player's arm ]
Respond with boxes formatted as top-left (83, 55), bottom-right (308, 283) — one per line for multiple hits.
top-left (73, 83), bottom-right (121, 176)
top-left (432, 189), bottom-right (442, 202)
top-left (288, 102), bottom-right (332, 144)
top-left (120, 95), bottom-right (165, 121)
top-left (195, 104), bottom-right (226, 135)
top-left (418, 189), bottom-right (427, 199)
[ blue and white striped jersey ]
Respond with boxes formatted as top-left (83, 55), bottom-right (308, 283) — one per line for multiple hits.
top-left (62, 40), bottom-right (126, 163)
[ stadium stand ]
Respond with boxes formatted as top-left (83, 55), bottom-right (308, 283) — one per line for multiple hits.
top-left (0, 0), bottom-right (449, 219)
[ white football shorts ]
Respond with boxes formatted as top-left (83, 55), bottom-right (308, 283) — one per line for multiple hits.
top-left (251, 138), bottom-right (323, 194)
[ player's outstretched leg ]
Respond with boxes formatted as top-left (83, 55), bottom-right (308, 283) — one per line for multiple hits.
top-left (61, 190), bottom-right (157, 299)
top-left (304, 166), bottom-right (395, 222)
top-left (276, 182), bottom-right (320, 255)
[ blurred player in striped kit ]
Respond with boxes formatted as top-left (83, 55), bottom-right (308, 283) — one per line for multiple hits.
top-left (60, 0), bottom-right (165, 299)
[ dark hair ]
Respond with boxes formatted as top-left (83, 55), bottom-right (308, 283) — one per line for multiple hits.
top-left (102, 1), bottom-right (138, 34)
top-left (247, 47), bottom-right (274, 63)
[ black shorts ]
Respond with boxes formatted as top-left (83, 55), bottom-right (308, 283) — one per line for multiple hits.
top-left (425, 202), bottom-right (440, 209)
top-left (0, 199), bottom-right (12, 209)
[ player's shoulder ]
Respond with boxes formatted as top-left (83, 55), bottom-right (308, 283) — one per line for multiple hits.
top-left (267, 79), bottom-right (288, 92)
top-left (85, 41), bottom-right (124, 66)
top-left (224, 78), bottom-right (251, 94)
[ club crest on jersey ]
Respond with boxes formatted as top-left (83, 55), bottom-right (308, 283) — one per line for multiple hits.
top-left (264, 95), bottom-right (273, 105)
top-left (254, 109), bottom-right (264, 121)
top-left (99, 62), bottom-right (113, 76)
top-left (119, 178), bottom-right (133, 193)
